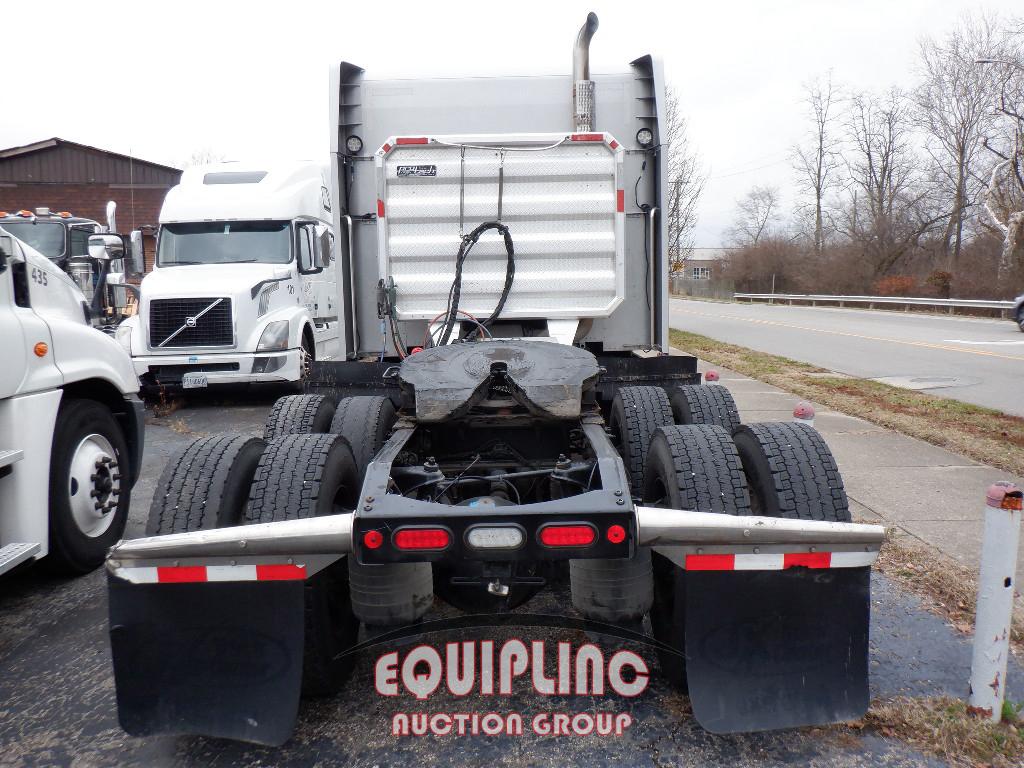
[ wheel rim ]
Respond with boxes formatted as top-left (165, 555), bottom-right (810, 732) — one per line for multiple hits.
top-left (68, 433), bottom-right (121, 538)
top-left (300, 340), bottom-right (313, 380)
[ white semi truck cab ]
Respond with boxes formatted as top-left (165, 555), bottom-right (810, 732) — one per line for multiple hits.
top-left (117, 162), bottom-right (338, 392)
top-left (0, 227), bottom-right (143, 576)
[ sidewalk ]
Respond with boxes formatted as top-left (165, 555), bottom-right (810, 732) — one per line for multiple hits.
top-left (692, 359), bottom-right (1024, 595)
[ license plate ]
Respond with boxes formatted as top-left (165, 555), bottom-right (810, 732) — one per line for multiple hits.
top-left (182, 373), bottom-right (208, 389)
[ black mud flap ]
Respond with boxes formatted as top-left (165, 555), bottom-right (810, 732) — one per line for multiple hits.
top-left (685, 566), bottom-right (870, 733)
top-left (107, 574), bottom-right (305, 746)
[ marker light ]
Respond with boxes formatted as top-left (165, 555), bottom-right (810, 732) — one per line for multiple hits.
top-left (33, 342), bottom-right (48, 357)
top-left (346, 135), bottom-right (363, 154)
top-left (394, 528), bottom-right (450, 550)
top-left (466, 526), bottom-right (524, 550)
top-left (606, 524), bottom-right (626, 544)
top-left (539, 524), bottom-right (596, 547)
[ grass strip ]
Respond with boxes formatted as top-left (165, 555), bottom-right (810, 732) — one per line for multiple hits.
top-left (670, 329), bottom-right (1024, 477)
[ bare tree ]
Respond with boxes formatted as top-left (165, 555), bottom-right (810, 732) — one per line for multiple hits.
top-left (664, 86), bottom-right (706, 270)
top-left (978, 18), bottom-right (1024, 281)
top-left (915, 15), bottom-right (1001, 270)
top-left (728, 186), bottom-right (780, 246)
top-left (841, 89), bottom-right (945, 278)
top-left (792, 73), bottom-right (841, 255)
top-left (184, 148), bottom-right (227, 167)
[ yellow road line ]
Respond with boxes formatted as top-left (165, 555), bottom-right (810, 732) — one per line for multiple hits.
top-left (672, 307), bottom-right (1024, 363)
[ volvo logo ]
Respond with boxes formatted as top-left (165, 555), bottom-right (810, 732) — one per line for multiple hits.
top-left (185, 316), bottom-right (198, 328)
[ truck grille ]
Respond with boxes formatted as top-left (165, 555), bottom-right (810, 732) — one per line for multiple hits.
top-left (149, 298), bottom-right (233, 348)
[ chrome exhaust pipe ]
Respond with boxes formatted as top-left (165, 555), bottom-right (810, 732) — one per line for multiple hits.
top-left (635, 506), bottom-right (885, 549)
top-left (573, 12), bottom-right (599, 132)
top-left (107, 512), bottom-right (355, 563)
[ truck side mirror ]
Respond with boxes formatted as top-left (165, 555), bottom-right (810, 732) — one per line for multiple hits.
top-left (88, 233), bottom-right (125, 261)
top-left (317, 230), bottom-right (333, 268)
top-left (129, 230), bottom-right (145, 273)
top-left (0, 234), bottom-right (10, 273)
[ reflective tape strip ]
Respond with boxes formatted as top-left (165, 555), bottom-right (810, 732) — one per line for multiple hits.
top-left (114, 564), bottom-right (307, 584)
top-left (733, 553), bottom-right (785, 570)
top-left (684, 551), bottom-right (876, 571)
top-left (829, 551), bottom-right (877, 568)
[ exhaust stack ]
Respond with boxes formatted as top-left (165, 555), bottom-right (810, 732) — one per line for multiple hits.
top-left (573, 12), bottom-right (599, 132)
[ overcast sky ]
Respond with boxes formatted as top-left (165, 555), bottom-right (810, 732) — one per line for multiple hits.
top-left (2, 0), bottom-right (1018, 245)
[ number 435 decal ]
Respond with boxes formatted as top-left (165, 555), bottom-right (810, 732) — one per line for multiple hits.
top-left (30, 267), bottom-right (48, 286)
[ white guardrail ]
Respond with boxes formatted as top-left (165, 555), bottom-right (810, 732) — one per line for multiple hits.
top-left (734, 293), bottom-right (1016, 315)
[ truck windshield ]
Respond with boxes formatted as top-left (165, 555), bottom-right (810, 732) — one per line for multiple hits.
top-left (157, 221), bottom-right (292, 266)
top-left (1, 222), bottom-right (65, 260)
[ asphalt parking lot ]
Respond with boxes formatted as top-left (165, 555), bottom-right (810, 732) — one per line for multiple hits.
top-left (1, 392), bottom-right (1022, 767)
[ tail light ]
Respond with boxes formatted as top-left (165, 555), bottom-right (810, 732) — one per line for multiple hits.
top-left (394, 527), bottom-right (450, 550)
top-left (466, 526), bottom-right (524, 550)
top-left (363, 530), bottom-right (384, 550)
top-left (606, 524), bottom-right (626, 544)
top-left (538, 524), bottom-right (596, 547)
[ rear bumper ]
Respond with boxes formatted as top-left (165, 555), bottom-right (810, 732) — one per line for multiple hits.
top-left (132, 349), bottom-right (301, 387)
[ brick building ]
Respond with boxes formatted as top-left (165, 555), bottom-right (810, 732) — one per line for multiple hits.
top-left (0, 137), bottom-right (181, 272)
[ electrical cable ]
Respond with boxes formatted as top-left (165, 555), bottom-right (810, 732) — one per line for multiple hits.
top-left (423, 309), bottom-right (491, 349)
top-left (437, 220), bottom-right (515, 346)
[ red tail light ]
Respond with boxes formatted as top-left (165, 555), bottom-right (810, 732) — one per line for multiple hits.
top-left (539, 524), bottom-right (596, 547)
top-left (363, 530), bottom-right (384, 550)
top-left (394, 528), bottom-right (450, 550)
top-left (606, 524), bottom-right (626, 544)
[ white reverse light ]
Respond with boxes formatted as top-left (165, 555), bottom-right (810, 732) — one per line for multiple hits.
top-left (466, 526), bottom-right (524, 550)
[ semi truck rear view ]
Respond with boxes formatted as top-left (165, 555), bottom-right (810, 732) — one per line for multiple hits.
top-left (104, 13), bottom-right (885, 745)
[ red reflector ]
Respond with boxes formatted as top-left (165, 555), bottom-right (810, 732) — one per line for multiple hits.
top-left (363, 530), bottom-right (384, 550)
top-left (377, 199), bottom-right (385, 218)
top-left (394, 528), bottom-right (450, 550)
top-left (539, 525), bottom-right (596, 547)
top-left (256, 564), bottom-right (306, 581)
top-left (381, 142), bottom-right (392, 153)
top-left (157, 565), bottom-right (207, 583)
top-left (609, 139), bottom-right (619, 149)
top-left (570, 133), bottom-right (604, 142)
top-left (783, 552), bottom-right (831, 569)
top-left (685, 554), bottom-right (735, 571)
top-left (606, 524), bottom-right (626, 544)
top-left (396, 137), bottom-right (428, 145)
top-left (616, 189), bottom-right (625, 213)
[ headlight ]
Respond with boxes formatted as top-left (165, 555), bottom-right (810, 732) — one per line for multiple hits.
top-left (257, 320), bottom-right (289, 351)
top-left (114, 323), bottom-right (133, 355)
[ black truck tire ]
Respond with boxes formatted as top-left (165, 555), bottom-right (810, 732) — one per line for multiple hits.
top-left (147, 434), bottom-right (265, 535)
top-left (47, 398), bottom-right (132, 574)
top-left (328, 397), bottom-right (434, 625)
top-left (733, 422), bottom-right (850, 522)
top-left (263, 394), bottom-right (336, 440)
top-left (330, 396), bottom-right (396, 470)
top-left (642, 424), bottom-right (751, 688)
top-left (610, 385), bottom-right (674, 495)
top-left (245, 434), bottom-right (362, 696)
top-left (669, 384), bottom-right (741, 434)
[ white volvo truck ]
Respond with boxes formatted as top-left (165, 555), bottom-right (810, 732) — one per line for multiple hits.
top-left (117, 162), bottom-right (338, 392)
top-left (0, 228), bottom-right (143, 576)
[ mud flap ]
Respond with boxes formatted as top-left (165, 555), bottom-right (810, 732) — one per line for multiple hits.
top-left (107, 573), bottom-right (305, 746)
top-left (685, 566), bottom-right (870, 733)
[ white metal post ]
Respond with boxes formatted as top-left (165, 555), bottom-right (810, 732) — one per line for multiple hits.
top-left (969, 481), bottom-right (1023, 722)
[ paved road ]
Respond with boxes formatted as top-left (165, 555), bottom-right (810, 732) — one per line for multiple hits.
top-left (670, 299), bottom-right (1024, 416)
top-left (1, 396), bottom-right (1021, 766)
